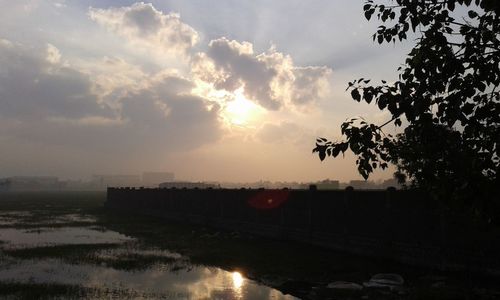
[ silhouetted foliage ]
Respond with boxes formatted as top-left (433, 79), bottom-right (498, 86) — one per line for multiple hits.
top-left (314, 0), bottom-right (500, 213)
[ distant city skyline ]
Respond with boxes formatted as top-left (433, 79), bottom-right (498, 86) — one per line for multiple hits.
top-left (0, 1), bottom-right (419, 182)
top-left (0, 173), bottom-right (400, 192)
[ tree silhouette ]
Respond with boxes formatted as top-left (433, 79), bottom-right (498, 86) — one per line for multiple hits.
top-left (314, 0), bottom-right (499, 212)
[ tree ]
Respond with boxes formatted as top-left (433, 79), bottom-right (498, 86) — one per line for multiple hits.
top-left (314, 0), bottom-right (500, 214)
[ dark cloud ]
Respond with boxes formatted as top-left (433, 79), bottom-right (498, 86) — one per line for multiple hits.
top-left (120, 74), bottom-right (222, 151)
top-left (123, 3), bottom-right (163, 35)
top-left (290, 66), bottom-right (331, 105)
top-left (0, 40), bottom-right (113, 120)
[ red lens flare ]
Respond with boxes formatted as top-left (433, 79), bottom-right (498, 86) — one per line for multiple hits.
top-left (247, 189), bottom-right (290, 210)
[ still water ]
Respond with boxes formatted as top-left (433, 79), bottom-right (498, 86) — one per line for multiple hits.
top-left (0, 227), bottom-right (132, 248)
top-left (0, 209), bottom-right (297, 299)
top-left (0, 257), bottom-right (292, 299)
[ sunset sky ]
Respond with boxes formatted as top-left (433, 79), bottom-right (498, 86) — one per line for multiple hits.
top-left (0, 0), bottom-right (416, 182)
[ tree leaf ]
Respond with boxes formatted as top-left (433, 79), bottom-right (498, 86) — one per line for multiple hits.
top-left (468, 10), bottom-right (478, 18)
top-left (351, 89), bottom-right (361, 101)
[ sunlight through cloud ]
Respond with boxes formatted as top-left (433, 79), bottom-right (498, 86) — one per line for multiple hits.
top-left (225, 88), bottom-right (263, 126)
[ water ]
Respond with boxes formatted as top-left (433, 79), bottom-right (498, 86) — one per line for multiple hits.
top-left (0, 211), bottom-right (33, 226)
top-left (0, 204), bottom-right (297, 299)
top-left (0, 227), bottom-right (133, 249)
top-left (0, 259), bottom-right (292, 299)
top-left (0, 211), bottom-right (96, 227)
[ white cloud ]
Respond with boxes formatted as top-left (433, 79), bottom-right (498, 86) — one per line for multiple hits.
top-left (89, 2), bottom-right (198, 57)
top-left (46, 43), bottom-right (61, 64)
top-left (192, 38), bottom-right (332, 110)
top-left (77, 56), bottom-right (149, 100)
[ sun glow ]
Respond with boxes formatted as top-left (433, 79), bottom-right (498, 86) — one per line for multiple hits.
top-left (225, 88), bottom-right (262, 126)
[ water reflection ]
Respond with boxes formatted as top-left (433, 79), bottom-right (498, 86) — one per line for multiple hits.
top-left (0, 211), bottom-right (96, 226)
top-left (0, 227), bottom-right (133, 249)
top-left (0, 225), bottom-right (297, 299)
top-left (232, 271), bottom-right (244, 299)
top-left (95, 246), bottom-right (183, 261)
top-left (53, 213), bottom-right (97, 224)
top-left (0, 258), bottom-right (296, 299)
top-left (0, 211), bottom-right (33, 226)
top-left (233, 271), bottom-right (244, 289)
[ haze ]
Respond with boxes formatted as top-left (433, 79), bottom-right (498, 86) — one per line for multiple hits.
top-left (0, 0), bottom-right (415, 183)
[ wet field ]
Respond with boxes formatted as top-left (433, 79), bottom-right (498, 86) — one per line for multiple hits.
top-left (0, 192), bottom-right (498, 299)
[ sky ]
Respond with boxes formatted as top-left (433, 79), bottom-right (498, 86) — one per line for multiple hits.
top-left (0, 0), bottom-right (416, 182)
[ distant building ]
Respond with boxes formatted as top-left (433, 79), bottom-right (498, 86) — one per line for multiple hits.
top-left (316, 179), bottom-right (340, 190)
top-left (159, 181), bottom-right (219, 189)
top-left (0, 176), bottom-right (64, 191)
top-left (0, 179), bottom-right (10, 192)
top-left (348, 180), bottom-right (374, 190)
top-left (63, 179), bottom-right (98, 191)
top-left (91, 175), bottom-right (141, 188)
top-left (381, 178), bottom-right (401, 189)
top-left (142, 172), bottom-right (174, 187)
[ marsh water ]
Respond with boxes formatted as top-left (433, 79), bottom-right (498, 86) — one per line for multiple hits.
top-left (0, 194), bottom-right (297, 299)
top-left (0, 192), bottom-right (499, 300)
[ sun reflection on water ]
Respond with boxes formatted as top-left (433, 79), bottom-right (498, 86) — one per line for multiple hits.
top-left (0, 213), bottom-right (298, 299)
top-left (232, 271), bottom-right (244, 289)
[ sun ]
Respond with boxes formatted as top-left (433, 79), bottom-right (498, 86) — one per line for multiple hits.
top-left (225, 88), bottom-right (262, 126)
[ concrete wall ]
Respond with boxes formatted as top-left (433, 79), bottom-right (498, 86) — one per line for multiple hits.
top-left (106, 187), bottom-right (500, 275)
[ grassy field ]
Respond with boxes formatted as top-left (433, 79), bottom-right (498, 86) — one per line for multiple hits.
top-left (0, 191), bottom-right (499, 299)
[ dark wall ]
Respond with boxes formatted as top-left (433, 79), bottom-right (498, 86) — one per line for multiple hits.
top-left (106, 187), bottom-right (500, 275)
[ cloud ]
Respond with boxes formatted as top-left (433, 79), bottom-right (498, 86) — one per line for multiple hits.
top-left (89, 2), bottom-right (198, 57)
top-left (87, 3), bottom-right (332, 111)
top-left (0, 1), bottom-right (401, 182)
top-left (257, 121), bottom-right (301, 143)
top-left (0, 39), bottom-right (113, 121)
top-left (46, 43), bottom-right (61, 64)
top-left (120, 73), bottom-right (222, 149)
top-left (120, 92), bottom-right (221, 152)
top-left (192, 37), bottom-right (332, 110)
top-left (289, 66), bottom-right (332, 105)
top-left (0, 38), bottom-right (223, 176)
